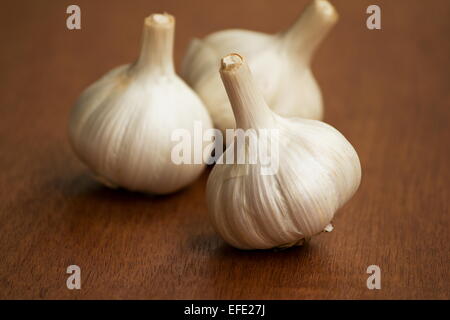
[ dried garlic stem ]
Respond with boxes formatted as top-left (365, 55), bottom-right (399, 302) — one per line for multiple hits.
top-left (283, 0), bottom-right (338, 60)
top-left (219, 54), bottom-right (274, 130)
top-left (134, 13), bottom-right (175, 76)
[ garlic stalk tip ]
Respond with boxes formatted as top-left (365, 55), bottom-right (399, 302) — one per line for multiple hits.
top-left (133, 13), bottom-right (175, 76)
top-left (282, 0), bottom-right (339, 60)
top-left (220, 54), bottom-right (274, 130)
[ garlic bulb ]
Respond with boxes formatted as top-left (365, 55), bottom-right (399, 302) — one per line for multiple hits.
top-left (206, 54), bottom-right (361, 250)
top-left (182, 0), bottom-right (338, 134)
top-left (69, 13), bottom-right (213, 194)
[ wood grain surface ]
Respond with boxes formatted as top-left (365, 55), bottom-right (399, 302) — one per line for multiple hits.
top-left (0, 0), bottom-right (449, 299)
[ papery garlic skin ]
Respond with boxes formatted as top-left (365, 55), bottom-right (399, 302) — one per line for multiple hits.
top-left (69, 14), bottom-right (213, 194)
top-left (206, 54), bottom-right (361, 250)
top-left (182, 0), bottom-right (338, 134)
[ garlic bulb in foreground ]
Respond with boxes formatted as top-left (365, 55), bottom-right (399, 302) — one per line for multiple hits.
top-left (206, 54), bottom-right (361, 250)
top-left (69, 13), bottom-right (213, 194)
top-left (182, 0), bottom-right (338, 134)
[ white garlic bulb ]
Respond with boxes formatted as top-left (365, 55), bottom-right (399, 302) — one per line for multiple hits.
top-left (69, 13), bottom-right (213, 194)
top-left (206, 54), bottom-right (361, 250)
top-left (182, 0), bottom-right (338, 134)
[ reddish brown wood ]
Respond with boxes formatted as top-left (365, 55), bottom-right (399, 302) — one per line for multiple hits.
top-left (0, 0), bottom-right (448, 299)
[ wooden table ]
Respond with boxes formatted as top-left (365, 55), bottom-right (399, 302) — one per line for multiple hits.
top-left (1, 0), bottom-right (448, 299)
